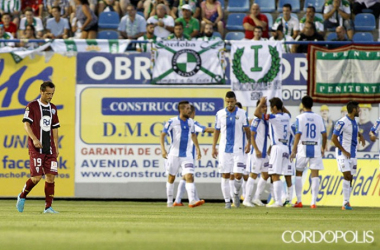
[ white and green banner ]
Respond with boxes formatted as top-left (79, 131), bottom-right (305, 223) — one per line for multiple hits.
top-left (0, 42), bottom-right (51, 63)
top-left (230, 41), bottom-right (282, 107)
top-left (50, 39), bottom-right (131, 53)
top-left (151, 40), bottom-right (225, 84)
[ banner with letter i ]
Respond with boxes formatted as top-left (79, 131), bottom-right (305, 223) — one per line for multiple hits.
top-left (230, 41), bottom-right (282, 107)
top-left (151, 40), bottom-right (225, 84)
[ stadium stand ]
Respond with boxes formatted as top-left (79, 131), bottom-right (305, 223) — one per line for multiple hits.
top-left (213, 31), bottom-right (223, 38)
top-left (353, 32), bottom-right (374, 42)
top-left (326, 32), bottom-right (337, 41)
top-left (97, 30), bottom-right (119, 39)
top-left (278, 0), bottom-right (301, 12)
top-left (263, 13), bottom-right (274, 29)
top-left (225, 31), bottom-right (245, 40)
top-left (226, 13), bottom-right (246, 31)
top-left (255, 0), bottom-right (276, 13)
top-left (98, 11), bottom-right (120, 29)
top-left (227, 0), bottom-right (250, 12)
top-left (303, 0), bottom-right (325, 13)
top-left (354, 13), bottom-right (376, 31)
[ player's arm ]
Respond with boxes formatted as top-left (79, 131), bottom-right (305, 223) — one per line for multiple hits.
top-left (321, 132), bottom-right (327, 156)
top-left (331, 133), bottom-right (350, 159)
top-left (212, 129), bottom-right (220, 159)
top-left (290, 133), bottom-right (301, 162)
top-left (191, 133), bottom-right (201, 160)
top-left (24, 122), bottom-right (42, 148)
top-left (251, 131), bottom-right (261, 158)
top-left (53, 128), bottom-right (59, 157)
top-left (358, 131), bottom-right (366, 147)
top-left (369, 131), bottom-right (377, 142)
top-left (243, 127), bottom-right (251, 154)
top-left (254, 97), bottom-right (267, 118)
top-left (160, 132), bottom-right (168, 159)
top-left (205, 127), bottom-right (215, 133)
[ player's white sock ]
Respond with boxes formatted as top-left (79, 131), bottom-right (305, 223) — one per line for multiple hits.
top-left (185, 183), bottom-right (196, 203)
top-left (311, 177), bottom-right (320, 205)
top-left (342, 179), bottom-right (350, 206)
top-left (242, 179), bottom-right (247, 198)
top-left (244, 177), bottom-right (255, 202)
top-left (234, 178), bottom-right (242, 195)
top-left (254, 176), bottom-right (266, 200)
top-left (281, 179), bottom-right (287, 202)
top-left (273, 180), bottom-right (283, 205)
top-left (174, 179), bottom-right (186, 204)
top-left (166, 182), bottom-right (174, 203)
top-left (221, 178), bottom-right (231, 203)
top-left (269, 182), bottom-right (274, 201)
top-left (229, 179), bottom-right (234, 199)
top-left (295, 176), bottom-right (302, 203)
top-left (287, 185), bottom-right (293, 202)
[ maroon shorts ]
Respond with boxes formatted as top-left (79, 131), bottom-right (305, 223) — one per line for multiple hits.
top-left (29, 152), bottom-right (58, 177)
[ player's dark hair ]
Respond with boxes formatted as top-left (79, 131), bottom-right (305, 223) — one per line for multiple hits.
top-left (236, 102), bottom-right (242, 109)
top-left (283, 3), bottom-right (292, 11)
top-left (40, 81), bottom-right (55, 92)
top-left (178, 100), bottom-right (189, 112)
top-left (269, 97), bottom-right (283, 110)
top-left (225, 91), bottom-right (236, 99)
top-left (347, 101), bottom-right (359, 114)
top-left (307, 6), bottom-right (316, 13)
top-left (301, 96), bottom-right (313, 109)
top-left (190, 104), bottom-right (195, 113)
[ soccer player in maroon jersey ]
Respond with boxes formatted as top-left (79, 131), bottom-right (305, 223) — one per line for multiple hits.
top-left (16, 81), bottom-right (60, 213)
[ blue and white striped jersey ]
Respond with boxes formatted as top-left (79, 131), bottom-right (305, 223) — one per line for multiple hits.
top-left (295, 111), bottom-right (326, 158)
top-left (163, 116), bottom-right (196, 158)
top-left (250, 117), bottom-right (269, 158)
top-left (264, 113), bottom-right (291, 146)
top-left (215, 108), bottom-right (249, 153)
top-left (333, 115), bottom-right (358, 158)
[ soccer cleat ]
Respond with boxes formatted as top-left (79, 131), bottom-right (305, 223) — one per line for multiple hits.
top-left (266, 202), bottom-right (283, 208)
top-left (283, 201), bottom-right (293, 207)
top-left (198, 200), bottom-right (205, 205)
top-left (342, 203), bottom-right (353, 210)
top-left (232, 193), bottom-right (240, 208)
top-left (225, 202), bottom-right (232, 209)
top-left (173, 202), bottom-right (184, 207)
top-left (43, 207), bottom-right (59, 214)
top-left (293, 202), bottom-right (303, 208)
top-left (267, 199), bottom-right (275, 206)
top-left (240, 195), bottom-right (245, 201)
top-left (167, 202), bottom-right (173, 208)
top-left (310, 204), bottom-right (317, 209)
top-left (252, 199), bottom-right (265, 207)
top-left (242, 201), bottom-right (255, 207)
top-left (16, 193), bottom-right (25, 213)
top-left (188, 200), bottom-right (204, 208)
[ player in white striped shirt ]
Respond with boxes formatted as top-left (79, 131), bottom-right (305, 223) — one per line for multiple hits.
top-left (160, 101), bottom-right (204, 208)
top-left (212, 91), bottom-right (251, 209)
top-left (254, 97), bottom-right (291, 207)
top-left (370, 117), bottom-right (380, 168)
top-left (331, 101), bottom-right (365, 210)
top-left (290, 96), bottom-right (327, 209)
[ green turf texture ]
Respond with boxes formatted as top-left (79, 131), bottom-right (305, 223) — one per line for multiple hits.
top-left (1, 200), bottom-right (379, 250)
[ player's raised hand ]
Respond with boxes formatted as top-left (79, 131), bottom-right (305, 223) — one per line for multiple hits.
top-left (212, 147), bottom-right (218, 159)
top-left (259, 96), bottom-right (267, 106)
top-left (33, 138), bottom-right (42, 148)
top-left (162, 149), bottom-right (168, 159)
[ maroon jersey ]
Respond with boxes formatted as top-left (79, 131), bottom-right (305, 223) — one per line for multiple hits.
top-left (22, 99), bottom-right (60, 155)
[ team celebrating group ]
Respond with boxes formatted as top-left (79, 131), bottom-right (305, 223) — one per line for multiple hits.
top-left (161, 91), bottom-right (380, 210)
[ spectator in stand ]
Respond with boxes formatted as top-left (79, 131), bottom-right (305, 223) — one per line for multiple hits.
top-left (44, 6), bottom-right (69, 39)
top-left (175, 4), bottom-right (199, 38)
top-left (149, 0), bottom-right (171, 17)
top-left (328, 25), bottom-right (349, 49)
top-left (269, 24), bottom-right (293, 53)
top-left (197, 22), bottom-right (221, 40)
top-left (292, 21), bottom-right (324, 53)
top-left (200, 0), bottom-right (224, 37)
top-left (323, 0), bottom-right (354, 40)
top-left (74, 0), bottom-right (98, 39)
top-left (19, 24), bottom-right (39, 48)
top-left (171, 0), bottom-right (200, 19)
top-left (136, 22), bottom-right (160, 52)
top-left (1, 13), bottom-right (18, 38)
top-left (147, 3), bottom-right (174, 38)
top-left (71, 16), bottom-right (82, 38)
top-left (273, 3), bottom-right (300, 39)
top-left (0, 24), bottom-right (15, 48)
top-left (119, 4), bottom-right (146, 39)
top-left (98, 0), bottom-right (121, 15)
top-left (353, 0), bottom-right (380, 19)
top-left (46, 0), bottom-right (70, 18)
top-left (300, 6), bottom-right (324, 35)
top-left (19, 7), bottom-right (44, 38)
top-left (21, 0), bottom-right (43, 17)
top-left (167, 21), bottom-right (191, 40)
top-left (249, 26), bottom-right (268, 41)
top-left (243, 3), bottom-right (269, 39)
top-left (0, 0), bottom-right (21, 26)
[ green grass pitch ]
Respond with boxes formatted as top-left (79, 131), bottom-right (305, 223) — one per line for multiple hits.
top-left (1, 200), bottom-right (379, 250)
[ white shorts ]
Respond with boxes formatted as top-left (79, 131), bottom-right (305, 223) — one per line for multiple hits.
top-left (337, 156), bottom-right (357, 175)
top-left (249, 153), bottom-right (269, 174)
top-left (243, 153), bottom-right (249, 175)
top-left (295, 155), bottom-right (324, 172)
top-left (218, 152), bottom-right (245, 174)
top-left (268, 145), bottom-right (290, 175)
top-left (166, 155), bottom-right (194, 176)
top-left (283, 160), bottom-right (295, 176)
